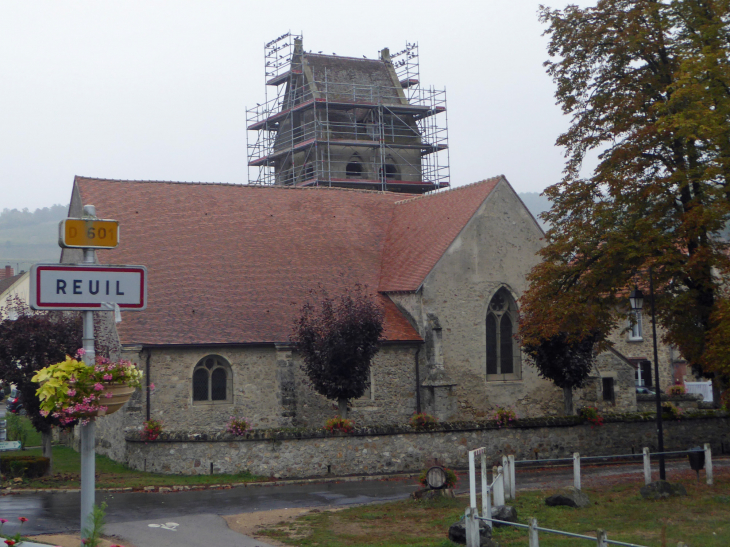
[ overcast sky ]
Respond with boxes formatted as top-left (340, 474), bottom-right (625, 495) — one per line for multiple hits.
top-left (1, 1), bottom-right (594, 211)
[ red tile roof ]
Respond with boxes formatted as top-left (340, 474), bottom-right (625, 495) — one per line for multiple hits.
top-left (72, 176), bottom-right (500, 346)
top-left (379, 177), bottom-right (503, 291)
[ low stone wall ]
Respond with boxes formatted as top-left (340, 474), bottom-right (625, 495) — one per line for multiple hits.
top-left (637, 393), bottom-right (703, 413)
top-left (124, 412), bottom-right (729, 479)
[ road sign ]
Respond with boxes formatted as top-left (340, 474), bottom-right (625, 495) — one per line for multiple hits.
top-left (0, 441), bottom-right (21, 451)
top-left (59, 218), bottom-right (119, 249)
top-left (29, 264), bottom-right (147, 311)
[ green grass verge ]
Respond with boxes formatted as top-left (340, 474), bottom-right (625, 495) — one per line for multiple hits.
top-left (1, 446), bottom-right (262, 489)
top-left (5, 415), bottom-right (43, 448)
top-left (259, 473), bottom-right (730, 547)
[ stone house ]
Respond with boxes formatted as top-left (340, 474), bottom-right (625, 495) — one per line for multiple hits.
top-left (59, 174), bottom-right (650, 463)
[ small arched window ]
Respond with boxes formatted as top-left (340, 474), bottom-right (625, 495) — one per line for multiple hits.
top-left (379, 164), bottom-right (398, 181)
top-left (486, 288), bottom-right (521, 381)
top-left (192, 356), bottom-right (232, 404)
top-left (346, 156), bottom-right (364, 178)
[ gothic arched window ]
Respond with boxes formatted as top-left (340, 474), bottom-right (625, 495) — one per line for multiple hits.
top-left (192, 355), bottom-right (232, 404)
top-left (486, 288), bottom-right (521, 381)
top-left (346, 156), bottom-right (364, 178)
top-left (379, 163), bottom-right (398, 181)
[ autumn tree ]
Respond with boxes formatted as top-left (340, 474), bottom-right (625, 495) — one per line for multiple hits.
top-left (291, 285), bottom-right (384, 420)
top-left (524, 332), bottom-right (600, 415)
top-left (521, 1), bottom-right (730, 398)
top-left (0, 297), bottom-right (81, 468)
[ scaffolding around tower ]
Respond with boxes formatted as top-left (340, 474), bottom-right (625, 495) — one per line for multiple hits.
top-left (246, 34), bottom-right (450, 194)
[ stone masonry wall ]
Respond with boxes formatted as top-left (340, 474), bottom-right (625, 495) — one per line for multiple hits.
top-left (124, 413), bottom-right (728, 478)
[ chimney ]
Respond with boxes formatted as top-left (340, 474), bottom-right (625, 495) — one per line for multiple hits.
top-left (2, 266), bottom-right (13, 279)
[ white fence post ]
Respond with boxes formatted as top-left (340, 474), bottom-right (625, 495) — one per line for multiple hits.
top-left (469, 450), bottom-right (477, 509)
top-left (573, 452), bottom-right (581, 490)
top-left (481, 453), bottom-right (490, 526)
top-left (465, 507), bottom-right (479, 547)
top-left (502, 455), bottom-right (512, 500)
top-left (494, 465), bottom-right (505, 506)
top-left (597, 529), bottom-right (608, 547)
top-left (528, 517), bottom-right (539, 547)
top-left (705, 443), bottom-right (713, 485)
top-left (508, 454), bottom-right (516, 499)
top-left (643, 447), bottom-right (651, 485)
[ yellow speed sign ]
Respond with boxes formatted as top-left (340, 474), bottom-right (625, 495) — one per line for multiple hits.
top-left (59, 219), bottom-right (119, 249)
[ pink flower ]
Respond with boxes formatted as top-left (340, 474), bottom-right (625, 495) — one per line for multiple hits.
top-left (18, 517), bottom-right (28, 523)
top-left (106, 392), bottom-right (113, 398)
top-left (93, 383), bottom-right (104, 391)
top-left (150, 383), bottom-right (155, 390)
top-left (67, 389), bottom-right (76, 397)
top-left (103, 374), bottom-right (113, 381)
top-left (0, 519), bottom-right (7, 524)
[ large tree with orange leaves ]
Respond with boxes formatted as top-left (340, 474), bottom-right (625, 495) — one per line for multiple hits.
top-left (520, 1), bottom-right (730, 396)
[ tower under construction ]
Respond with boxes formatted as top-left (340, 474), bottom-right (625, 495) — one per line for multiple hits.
top-left (246, 33), bottom-right (450, 194)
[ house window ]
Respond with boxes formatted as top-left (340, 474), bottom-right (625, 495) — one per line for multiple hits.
top-left (602, 377), bottom-right (615, 403)
top-left (635, 360), bottom-right (653, 388)
top-left (486, 288), bottom-right (521, 381)
top-left (192, 356), bottom-right (232, 404)
top-left (628, 311), bottom-right (643, 341)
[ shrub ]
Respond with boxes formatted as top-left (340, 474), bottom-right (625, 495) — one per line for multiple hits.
top-left (662, 401), bottom-right (683, 419)
top-left (491, 406), bottom-right (517, 428)
top-left (142, 419), bottom-right (163, 441)
top-left (5, 414), bottom-right (30, 450)
top-left (721, 389), bottom-right (730, 411)
top-left (667, 385), bottom-right (686, 396)
top-left (0, 455), bottom-right (50, 478)
top-left (418, 466), bottom-right (458, 489)
top-left (324, 416), bottom-right (354, 434)
top-left (579, 406), bottom-right (604, 427)
top-left (410, 412), bottom-right (438, 430)
top-left (226, 416), bottom-right (251, 436)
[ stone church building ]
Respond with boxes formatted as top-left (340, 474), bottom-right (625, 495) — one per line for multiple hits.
top-left (56, 43), bottom-right (676, 461)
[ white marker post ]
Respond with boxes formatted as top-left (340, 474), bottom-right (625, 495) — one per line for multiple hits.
top-left (31, 205), bottom-right (147, 538)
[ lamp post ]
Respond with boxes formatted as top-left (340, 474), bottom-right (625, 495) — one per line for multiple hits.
top-left (630, 268), bottom-right (666, 480)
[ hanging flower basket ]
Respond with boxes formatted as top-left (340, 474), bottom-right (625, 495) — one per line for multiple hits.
top-left (33, 350), bottom-right (143, 425)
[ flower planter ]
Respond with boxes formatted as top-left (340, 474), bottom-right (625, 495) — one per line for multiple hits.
top-left (98, 383), bottom-right (136, 416)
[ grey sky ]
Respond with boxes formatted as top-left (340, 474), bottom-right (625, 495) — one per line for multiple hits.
top-left (1, 1), bottom-right (593, 211)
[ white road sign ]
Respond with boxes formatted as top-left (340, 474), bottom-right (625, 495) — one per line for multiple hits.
top-left (0, 441), bottom-right (21, 451)
top-left (30, 264), bottom-right (147, 311)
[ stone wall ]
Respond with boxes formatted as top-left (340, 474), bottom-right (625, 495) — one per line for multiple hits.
top-left (123, 412), bottom-right (729, 479)
top-left (637, 394), bottom-right (702, 413)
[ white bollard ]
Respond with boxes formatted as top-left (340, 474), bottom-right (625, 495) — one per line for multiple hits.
top-left (494, 465), bottom-right (505, 506)
top-left (469, 450), bottom-right (477, 510)
top-left (481, 453), bottom-right (490, 526)
top-left (705, 443), bottom-right (713, 486)
top-left (643, 447), bottom-right (652, 485)
top-left (465, 507), bottom-right (480, 547)
top-left (508, 454), bottom-right (516, 499)
top-left (528, 517), bottom-right (539, 547)
top-left (597, 529), bottom-right (608, 547)
top-left (502, 455), bottom-right (512, 500)
top-left (573, 452), bottom-right (581, 491)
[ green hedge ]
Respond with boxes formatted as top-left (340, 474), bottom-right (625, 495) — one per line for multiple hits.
top-left (0, 455), bottom-right (50, 478)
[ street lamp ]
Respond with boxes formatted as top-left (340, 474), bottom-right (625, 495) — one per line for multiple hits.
top-left (630, 273), bottom-right (666, 481)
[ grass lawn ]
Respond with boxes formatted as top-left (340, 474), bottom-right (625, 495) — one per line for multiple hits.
top-left (259, 470), bottom-right (730, 547)
top-left (1, 446), bottom-right (262, 489)
top-left (5, 415), bottom-right (43, 448)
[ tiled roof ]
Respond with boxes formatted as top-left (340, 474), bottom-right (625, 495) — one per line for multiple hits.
top-left (72, 176), bottom-right (500, 346)
top-left (379, 177), bottom-right (503, 291)
top-left (0, 273), bottom-right (24, 296)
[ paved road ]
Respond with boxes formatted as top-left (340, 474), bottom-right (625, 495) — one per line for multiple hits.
top-left (2, 451), bottom-right (725, 546)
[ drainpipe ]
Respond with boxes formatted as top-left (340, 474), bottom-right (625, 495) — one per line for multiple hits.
top-left (145, 349), bottom-right (151, 421)
top-left (415, 346), bottom-right (421, 414)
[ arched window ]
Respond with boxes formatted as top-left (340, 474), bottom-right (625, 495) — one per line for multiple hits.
top-left (346, 156), bottom-right (364, 178)
top-left (192, 355), bottom-right (232, 404)
top-left (486, 288), bottom-right (521, 381)
top-left (379, 163), bottom-right (398, 181)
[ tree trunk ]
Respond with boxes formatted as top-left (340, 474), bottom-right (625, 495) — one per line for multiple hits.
top-left (42, 430), bottom-right (53, 475)
top-left (563, 386), bottom-right (574, 416)
top-left (338, 398), bottom-right (348, 420)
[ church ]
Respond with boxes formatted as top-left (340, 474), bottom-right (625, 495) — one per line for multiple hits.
top-left (60, 37), bottom-right (649, 462)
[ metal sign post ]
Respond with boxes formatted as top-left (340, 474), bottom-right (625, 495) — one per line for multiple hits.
top-left (30, 204), bottom-right (147, 537)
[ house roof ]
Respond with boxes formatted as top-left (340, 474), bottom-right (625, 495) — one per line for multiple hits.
top-left (0, 273), bottom-right (24, 296)
top-left (70, 176), bottom-right (502, 346)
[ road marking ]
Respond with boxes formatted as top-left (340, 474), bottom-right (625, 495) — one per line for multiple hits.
top-left (148, 522), bottom-right (179, 531)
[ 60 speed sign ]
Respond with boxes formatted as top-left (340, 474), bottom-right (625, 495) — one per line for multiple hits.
top-left (59, 218), bottom-right (119, 249)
